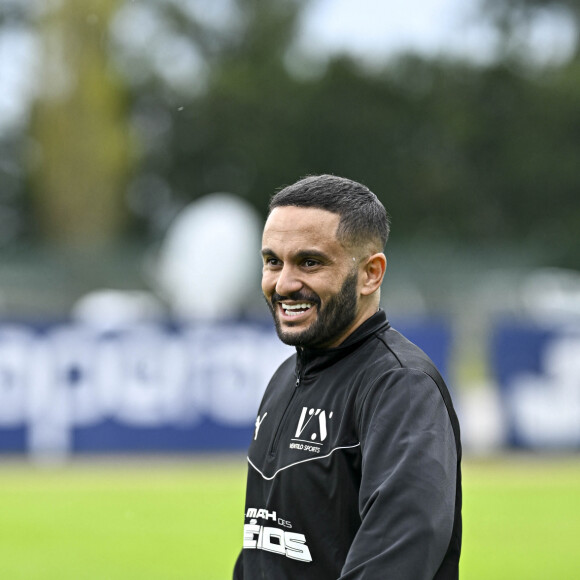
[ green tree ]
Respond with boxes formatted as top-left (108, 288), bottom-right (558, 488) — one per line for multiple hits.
top-left (28, 0), bottom-right (130, 246)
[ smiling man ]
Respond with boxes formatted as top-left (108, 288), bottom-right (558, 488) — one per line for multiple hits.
top-left (233, 175), bottom-right (462, 580)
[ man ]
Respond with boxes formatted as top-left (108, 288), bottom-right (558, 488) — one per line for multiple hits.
top-left (233, 175), bottom-right (461, 579)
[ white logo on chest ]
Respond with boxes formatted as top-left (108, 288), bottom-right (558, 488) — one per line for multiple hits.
top-left (294, 407), bottom-right (333, 443)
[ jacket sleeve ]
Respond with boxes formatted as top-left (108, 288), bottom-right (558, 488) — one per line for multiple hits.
top-left (340, 368), bottom-right (458, 579)
top-left (232, 550), bottom-right (243, 579)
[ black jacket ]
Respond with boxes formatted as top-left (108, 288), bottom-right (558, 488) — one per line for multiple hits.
top-left (234, 310), bottom-right (461, 579)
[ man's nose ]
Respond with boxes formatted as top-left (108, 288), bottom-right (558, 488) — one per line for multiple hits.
top-left (274, 265), bottom-right (303, 297)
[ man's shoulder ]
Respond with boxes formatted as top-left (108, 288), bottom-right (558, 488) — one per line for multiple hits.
top-left (369, 325), bottom-right (444, 382)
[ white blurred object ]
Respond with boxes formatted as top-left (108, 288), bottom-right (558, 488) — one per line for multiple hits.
top-left (521, 267), bottom-right (580, 324)
top-left (154, 193), bottom-right (262, 320)
top-left (459, 381), bottom-right (507, 454)
top-left (72, 289), bottom-right (165, 331)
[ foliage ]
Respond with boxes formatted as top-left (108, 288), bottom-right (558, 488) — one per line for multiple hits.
top-left (115, 0), bottom-right (580, 267)
top-left (1, 0), bottom-right (579, 265)
top-left (28, 0), bottom-right (131, 246)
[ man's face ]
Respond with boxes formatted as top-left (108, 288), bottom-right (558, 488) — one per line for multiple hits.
top-left (261, 206), bottom-right (363, 349)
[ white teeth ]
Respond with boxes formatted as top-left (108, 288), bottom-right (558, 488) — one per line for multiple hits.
top-left (280, 303), bottom-right (313, 316)
top-left (281, 303), bottom-right (312, 310)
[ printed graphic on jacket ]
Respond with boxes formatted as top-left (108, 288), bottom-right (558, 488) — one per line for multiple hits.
top-left (243, 508), bottom-right (312, 563)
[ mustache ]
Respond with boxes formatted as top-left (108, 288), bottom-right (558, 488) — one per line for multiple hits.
top-left (271, 291), bottom-right (320, 305)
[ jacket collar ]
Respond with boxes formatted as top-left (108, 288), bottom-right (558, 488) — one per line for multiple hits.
top-left (295, 309), bottom-right (390, 377)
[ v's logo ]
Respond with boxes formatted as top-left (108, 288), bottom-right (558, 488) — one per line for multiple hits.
top-left (294, 407), bottom-right (333, 443)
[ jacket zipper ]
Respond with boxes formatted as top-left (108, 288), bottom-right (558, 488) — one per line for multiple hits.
top-left (269, 373), bottom-right (302, 457)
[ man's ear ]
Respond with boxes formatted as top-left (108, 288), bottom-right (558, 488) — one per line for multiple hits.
top-left (360, 253), bottom-right (387, 296)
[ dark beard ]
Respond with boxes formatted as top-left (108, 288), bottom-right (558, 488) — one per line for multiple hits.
top-left (266, 270), bottom-right (359, 349)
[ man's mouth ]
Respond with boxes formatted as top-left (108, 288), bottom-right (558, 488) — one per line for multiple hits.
top-left (279, 302), bottom-right (315, 317)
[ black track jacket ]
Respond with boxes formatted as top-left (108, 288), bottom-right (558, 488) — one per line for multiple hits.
top-left (234, 310), bottom-right (461, 579)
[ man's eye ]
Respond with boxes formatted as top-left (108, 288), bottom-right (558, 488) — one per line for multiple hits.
top-left (265, 258), bottom-right (280, 267)
top-left (304, 259), bottom-right (319, 268)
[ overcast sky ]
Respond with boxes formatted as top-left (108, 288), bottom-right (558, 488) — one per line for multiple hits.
top-left (298, 0), bottom-right (492, 62)
top-left (299, 0), bottom-right (575, 65)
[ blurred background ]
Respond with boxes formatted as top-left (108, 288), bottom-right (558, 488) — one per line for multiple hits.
top-left (0, 0), bottom-right (579, 576)
top-left (1, 0), bottom-right (579, 455)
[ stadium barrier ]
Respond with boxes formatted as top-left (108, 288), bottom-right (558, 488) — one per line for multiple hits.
top-left (492, 319), bottom-right (580, 449)
top-left (0, 318), bottom-right (451, 456)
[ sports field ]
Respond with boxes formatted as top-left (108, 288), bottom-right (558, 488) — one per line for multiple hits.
top-left (0, 454), bottom-right (579, 579)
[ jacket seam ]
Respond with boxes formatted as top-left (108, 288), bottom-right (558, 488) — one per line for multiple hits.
top-left (247, 442), bottom-right (361, 481)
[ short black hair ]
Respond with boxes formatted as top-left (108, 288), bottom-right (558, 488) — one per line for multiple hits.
top-left (269, 174), bottom-right (390, 250)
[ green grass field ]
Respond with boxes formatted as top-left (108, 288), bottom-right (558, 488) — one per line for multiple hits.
top-left (0, 454), bottom-right (579, 579)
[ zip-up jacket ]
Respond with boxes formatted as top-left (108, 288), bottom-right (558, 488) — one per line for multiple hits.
top-left (234, 310), bottom-right (462, 579)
